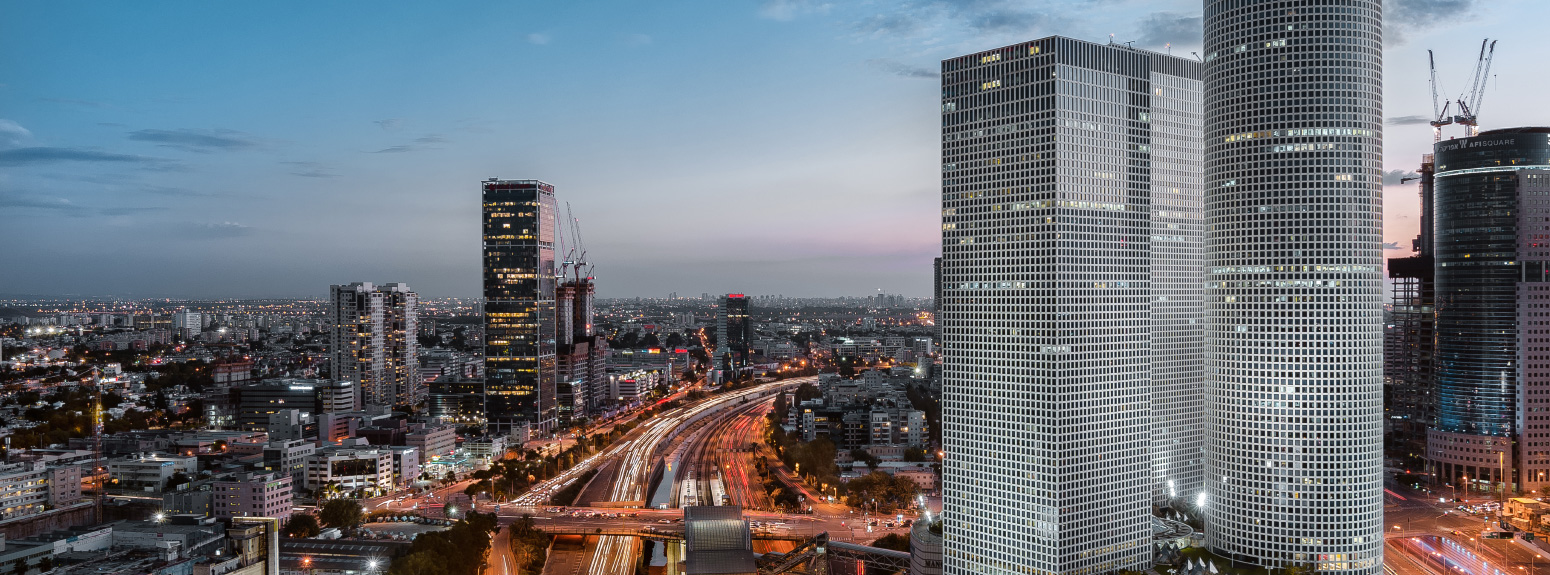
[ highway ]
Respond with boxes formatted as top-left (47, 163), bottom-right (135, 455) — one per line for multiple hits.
top-left (1383, 481), bottom-right (1550, 575)
top-left (578, 379), bottom-right (804, 575)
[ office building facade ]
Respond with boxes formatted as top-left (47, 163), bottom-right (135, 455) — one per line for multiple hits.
top-left (1202, 1), bottom-right (1385, 571)
top-left (716, 294), bottom-right (751, 373)
top-left (482, 179), bottom-right (559, 434)
top-left (939, 36), bottom-right (1200, 575)
top-left (1427, 128), bottom-right (1550, 494)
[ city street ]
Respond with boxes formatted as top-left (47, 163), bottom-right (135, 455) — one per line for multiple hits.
top-left (1384, 482), bottom-right (1549, 575)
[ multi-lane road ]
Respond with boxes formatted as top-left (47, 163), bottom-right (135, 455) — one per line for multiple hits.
top-left (1384, 482), bottom-right (1549, 575)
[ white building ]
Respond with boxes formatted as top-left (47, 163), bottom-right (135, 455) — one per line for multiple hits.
top-left (108, 454), bottom-right (198, 493)
top-left (0, 461), bottom-right (82, 519)
top-left (1202, 1), bottom-right (1385, 572)
top-left (939, 37), bottom-right (1201, 575)
top-left (305, 449), bottom-right (393, 495)
top-left (329, 282), bottom-right (420, 409)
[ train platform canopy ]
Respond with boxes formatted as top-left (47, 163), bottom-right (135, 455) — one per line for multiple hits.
top-left (683, 506), bottom-right (756, 575)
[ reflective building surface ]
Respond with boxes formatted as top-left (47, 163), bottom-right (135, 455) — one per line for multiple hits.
top-left (482, 179), bottom-right (558, 435)
top-left (939, 36), bottom-right (1200, 575)
top-left (1202, 0), bottom-right (1385, 571)
top-left (1427, 127), bottom-right (1550, 494)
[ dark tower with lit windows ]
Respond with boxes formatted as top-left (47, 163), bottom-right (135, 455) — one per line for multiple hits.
top-left (482, 179), bottom-right (558, 436)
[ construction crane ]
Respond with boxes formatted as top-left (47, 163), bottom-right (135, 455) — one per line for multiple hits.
top-left (1427, 50), bottom-right (1452, 142)
top-left (1453, 39), bottom-right (1497, 137)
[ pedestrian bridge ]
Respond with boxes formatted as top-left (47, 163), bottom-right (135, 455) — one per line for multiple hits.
top-left (531, 524), bottom-right (809, 542)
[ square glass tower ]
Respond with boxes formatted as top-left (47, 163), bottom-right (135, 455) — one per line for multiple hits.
top-left (939, 37), bottom-right (1201, 575)
top-left (482, 179), bottom-right (558, 435)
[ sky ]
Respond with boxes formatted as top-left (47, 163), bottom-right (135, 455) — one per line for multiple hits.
top-left (2, 0), bottom-right (1545, 300)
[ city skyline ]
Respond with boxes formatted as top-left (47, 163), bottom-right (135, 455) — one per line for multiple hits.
top-left (2, 0), bottom-right (1544, 300)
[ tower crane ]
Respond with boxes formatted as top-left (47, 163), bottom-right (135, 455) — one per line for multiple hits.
top-left (1427, 50), bottom-right (1452, 143)
top-left (1453, 39), bottom-right (1497, 137)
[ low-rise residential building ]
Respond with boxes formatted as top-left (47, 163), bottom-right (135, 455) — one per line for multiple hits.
top-left (212, 472), bottom-right (292, 520)
top-left (0, 460), bottom-right (82, 519)
top-left (261, 439), bottom-right (316, 487)
top-left (109, 454), bottom-right (198, 493)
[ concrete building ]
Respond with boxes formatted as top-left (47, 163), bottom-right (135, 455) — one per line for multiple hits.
top-left (212, 472), bottom-right (292, 520)
top-left (261, 440), bottom-right (316, 488)
top-left (109, 454), bottom-right (198, 493)
top-left (939, 36), bottom-right (1199, 575)
top-left (1202, 1), bottom-right (1385, 571)
top-left (1427, 128), bottom-right (1550, 494)
top-left (229, 379), bottom-right (354, 431)
top-left (1386, 155), bottom-right (1435, 450)
top-left (0, 461), bottom-right (82, 520)
top-left (482, 179), bottom-right (558, 435)
top-left (328, 282), bottom-right (419, 409)
top-left (304, 449), bottom-right (393, 495)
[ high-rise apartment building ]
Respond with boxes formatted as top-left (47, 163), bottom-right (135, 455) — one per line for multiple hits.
top-left (379, 283), bottom-right (421, 407)
top-left (939, 36), bottom-right (1200, 575)
top-left (1427, 129), bottom-right (1550, 494)
top-left (482, 179), bottom-right (558, 435)
top-left (328, 282), bottom-right (419, 408)
top-left (716, 294), bottom-right (751, 374)
top-left (1202, 1), bottom-right (1385, 571)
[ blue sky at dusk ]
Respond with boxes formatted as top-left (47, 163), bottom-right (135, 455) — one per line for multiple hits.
top-left (2, 0), bottom-right (1545, 299)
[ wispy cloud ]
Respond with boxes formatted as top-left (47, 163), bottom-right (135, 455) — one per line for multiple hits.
top-left (0, 192), bottom-right (162, 217)
top-left (1384, 242), bottom-right (1404, 250)
top-left (1134, 11), bottom-right (1202, 50)
top-left (1388, 115), bottom-right (1433, 126)
top-left (865, 59), bottom-right (938, 79)
top-left (527, 33), bottom-right (551, 45)
top-left (370, 135), bottom-right (448, 154)
top-left (282, 161), bottom-right (341, 178)
top-left (0, 119), bottom-right (32, 147)
top-left (374, 118), bottom-right (402, 131)
top-left (190, 221), bottom-right (253, 238)
top-left (39, 97), bottom-right (109, 109)
top-left (758, 0), bottom-right (832, 21)
top-left (1383, 169), bottom-right (1421, 186)
top-left (0, 146), bottom-right (171, 167)
top-left (1387, 0), bottom-right (1478, 43)
top-left (140, 186), bottom-right (217, 198)
top-left (127, 128), bottom-right (257, 152)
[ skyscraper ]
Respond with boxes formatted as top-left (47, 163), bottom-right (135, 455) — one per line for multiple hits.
top-left (1428, 129), bottom-right (1550, 495)
top-left (378, 283), bottom-right (421, 407)
top-left (1386, 155), bottom-right (1434, 454)
top-left (716, 294), bottom-right (751, 374)
top-left (557, 277), bottom-right (608, 422)
top-left (939, 36), bottom-right (1200, 575)
top-left (482, 179), bottom-right (558, 435)
top-left (1202, 1), bottom-right (1384, 571)
top-left (328, 282), bottom-right (418, 409)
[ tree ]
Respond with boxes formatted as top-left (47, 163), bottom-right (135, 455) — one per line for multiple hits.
top-left (165, 472), bottom-right (191, 490)
top-left (319, 498), bottom-right (364, 529)
top-left (851, 449), bottom-right (880, 472)
top-left (283, 513), bottom-right (321, 538)
top-left (870, 533), bottom-right (911, 552)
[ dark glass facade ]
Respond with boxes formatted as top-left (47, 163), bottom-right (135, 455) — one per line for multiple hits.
top-left (1433, 130), bottom-right (1550, 436)
top-left (482, 179), bottom-right (557, 434)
